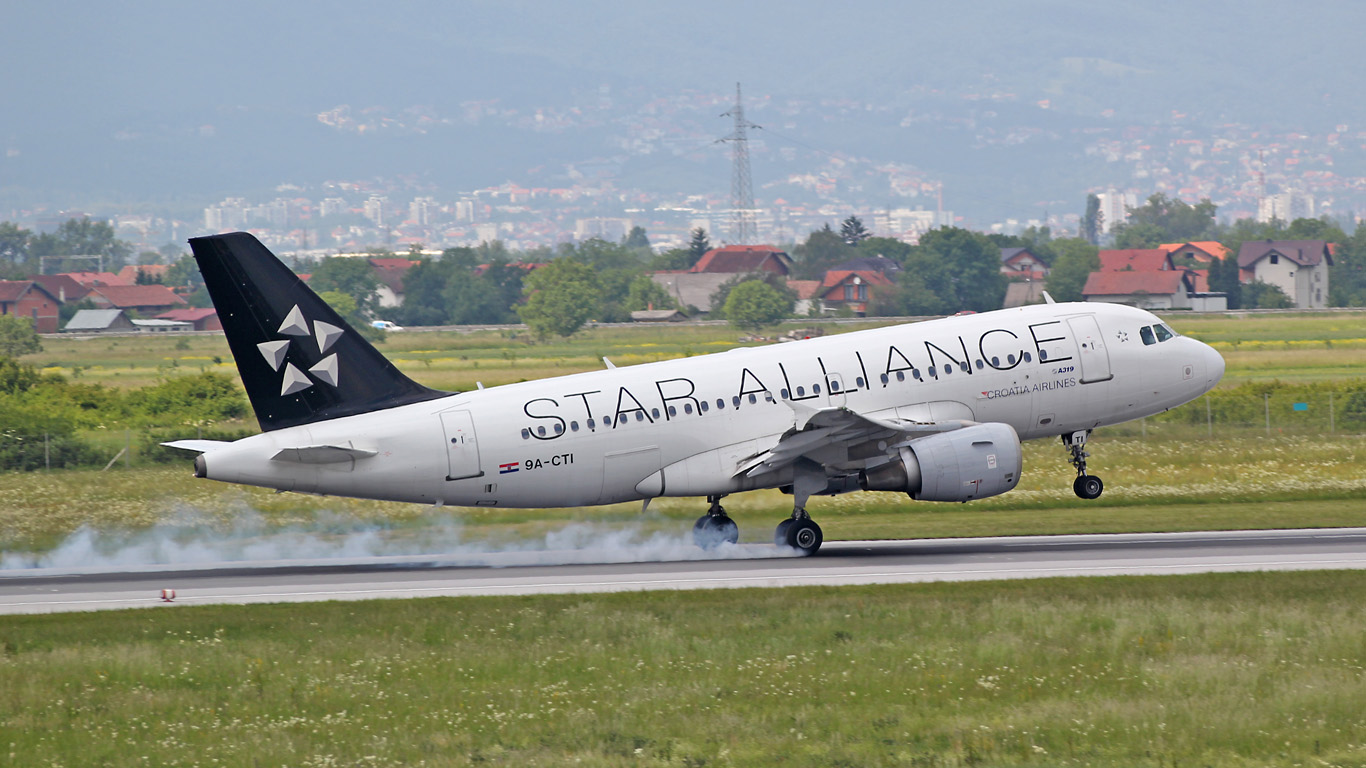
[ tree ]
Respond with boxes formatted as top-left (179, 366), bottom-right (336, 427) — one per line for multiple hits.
top-left (791, 225), bottom-right (853, 279)
top-left (1081, 193), bottom-right (1103, 245)
top-left (1111, 193), bottom-right (1217, 246)
top-left (1043, 238), bottom-right (1101, 303)
top-left (0, 222), bottom-right (33, 278)
top-left (1330, 222), bottom-right (1366, 307)
top-left (0, 315), bottom-right (42, 358)
top-left (710, 271), bottom-right (794, 315)
top-left (623, 226), bottom-right (651, 255)
top-left (1241, 280), bottom-right (1294, 309)
top-left (1206, 256), bottom-right (1242, 309)
top-left (518, 258), bottom-right (598, 339)
top-left (839, 215), bottom-right (870, 245)
top-left (625, 275), bottom-right (677, 313)
top-left (688, 228), bottom-right (711, 264)
top-left (916, 227), bottom-right (1008, 312)
top-left (28, 217), bottom-right (132, 273)
top-left (872, 269), bottom-right (945, 316)
top-left (308, 257), bottom-right (380, 320)
top-left (723, 280), bottom-right (790, 330)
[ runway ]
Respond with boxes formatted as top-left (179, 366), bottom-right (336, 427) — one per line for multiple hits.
top-left (4, 527), bottom-right (1366, 615)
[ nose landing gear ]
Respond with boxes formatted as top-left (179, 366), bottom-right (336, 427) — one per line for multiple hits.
top-left (1064, 430), bottom-right (1104, 499)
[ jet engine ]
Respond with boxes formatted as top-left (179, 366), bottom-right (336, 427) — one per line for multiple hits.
top-left (859, 422), bottom-right (1022, 502)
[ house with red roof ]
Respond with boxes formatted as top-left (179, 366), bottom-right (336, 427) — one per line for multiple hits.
top-left (155, 308), bottom-right (222, 331)
top-left (1236, 240), bottom-right (1332, 308)
top-left (0, 280), bottom-right (62, 333)
top-left (1082, 270), bottom-right (1195, 310)
top-left (818, 270), bottom-right (894, 316)
top-left (367, 257), bottom-right (421, 308)
top-left (999, 247), bottom-right (1050, 280)
top-left (64, 271), bottom-right (129, 288)
top-left (1160, 241), bottom-right (1229, 264)
top-left (689, 245), bottom-right (793, 276)
top-left (117, 264), bottom-right (173, 284)
top-left (27, 274), bottom-right (90, 304)
top-left (1096, 249), bottom-right (1175, 273)
top-left (86, 284), bottom-right (188, 315)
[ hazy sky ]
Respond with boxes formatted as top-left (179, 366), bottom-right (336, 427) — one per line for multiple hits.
top-left (5, 1), bottom-right (1365, 210)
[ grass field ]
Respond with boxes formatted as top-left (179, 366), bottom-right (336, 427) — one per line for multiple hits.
top-left (3, 571), bottom-right (1365, 767)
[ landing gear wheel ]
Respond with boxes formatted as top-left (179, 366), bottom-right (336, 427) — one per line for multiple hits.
top-left (774, 518), bottom-right (795, 546)
top-left (693, 512), bottom-right (739, 549)
top-left (784, 519), bottom-right (823, 555)
top-left (1073, 475), bottom-right (1103, 500)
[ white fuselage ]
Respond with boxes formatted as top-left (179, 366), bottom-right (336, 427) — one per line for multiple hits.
top-left (198, 302), bottom-right (1223, 508)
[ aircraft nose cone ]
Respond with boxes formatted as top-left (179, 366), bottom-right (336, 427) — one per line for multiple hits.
top-left (1204, 342), bottom-right (1225, 388)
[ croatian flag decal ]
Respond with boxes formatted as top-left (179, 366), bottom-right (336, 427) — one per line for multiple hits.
top-left (499, 461), bottom-right (520, 474)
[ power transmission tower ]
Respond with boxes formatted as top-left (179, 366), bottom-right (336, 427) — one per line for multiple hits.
top-left (719, 82), bottom-right (759, 244)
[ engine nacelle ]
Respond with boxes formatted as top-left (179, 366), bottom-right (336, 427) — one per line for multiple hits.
top-left (859, 422), bottom-right (1022, 502)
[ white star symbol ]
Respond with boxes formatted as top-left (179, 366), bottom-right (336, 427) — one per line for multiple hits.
top-left (254, 305), bottom-right (343, 396)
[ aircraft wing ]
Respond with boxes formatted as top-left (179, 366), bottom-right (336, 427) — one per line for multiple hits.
top-left (734, 405), bottom-right (973, 479)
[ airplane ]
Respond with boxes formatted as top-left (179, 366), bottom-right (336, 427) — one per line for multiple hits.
top-left (166, 232), bottom-right (1225, 555)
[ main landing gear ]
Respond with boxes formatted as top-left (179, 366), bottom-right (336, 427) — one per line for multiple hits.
top-left (773, 459), bottom-right (824, 555)
top-left (1064, 430), bottom-right (1104, 500)
top-left (693, 495), bottom-right (739, 549)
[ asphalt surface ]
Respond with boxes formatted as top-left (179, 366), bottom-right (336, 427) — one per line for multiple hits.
top-left (3, 528), bottom-right (1366, 615)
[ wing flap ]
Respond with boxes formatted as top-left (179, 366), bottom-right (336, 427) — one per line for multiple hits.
top-left (735, 406), bottom-right (974, 479)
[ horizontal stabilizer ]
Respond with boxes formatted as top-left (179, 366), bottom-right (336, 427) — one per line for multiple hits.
top-left (271, 445), bottom-right (379, 464)
top-left (161, 439), bottom-right (230, 454)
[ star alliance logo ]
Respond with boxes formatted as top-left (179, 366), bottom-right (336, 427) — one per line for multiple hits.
top-left (256, 305), bottom-right (344, 396)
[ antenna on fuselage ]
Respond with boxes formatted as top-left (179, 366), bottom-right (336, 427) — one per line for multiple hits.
top-left (1042, 291), bottom-right (1056, 304)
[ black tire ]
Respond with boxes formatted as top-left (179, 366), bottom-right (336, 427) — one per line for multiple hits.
top-left (693, 514), bottom-right (739, 549)
top-left (774, 518), bottom-right (795, 546)
top-left (784, 519), bottom-right (823, 555)
top-left (1073, 475), bottom-right (1103, 500)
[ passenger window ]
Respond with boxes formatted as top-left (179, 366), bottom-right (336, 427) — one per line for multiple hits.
top-left (587, 418), bottom-right (596, 429)
top-left (536, 426), bottom-right (546, 436)
top-left (731, 396), bottom-right (740, 407)
top-left (796, 386), bottom-right (806, 397)
top-left (813, 384), bottom-right (821, 395)
top-left (1039, 349), bottom-right (1048, 361)
top-left (748, 394), bottom-right (757, 404)
top-left (1155, 324), bottom-right (1175, 342)
top-left (651, 408), bottom-right (660, 419)
top-left (684, 403), bottom-right (693, 414)
top-left (1023, 352), bottom-right (1032, 363)
top-left (700, 401), bottom-right (709, 413)
top-left (912, 369), bottom-right (921, 380)
top-left (570, 421), bottom-right (579, 432)
top-left (554, 423), bottom-right (564, 434)
top-left (521, 428), bottom-right (530, 440)
top-left (667, 406), bottom-right (677, 417)
top-left (781, 389), bottom-right (790, 399)
top-left (928, 366), bottom-right (936, 377)
top-left (895, 371), bottom-right (905, 382)
top-left (717, 399), bottom-right (725, 410)
top-left (1007, 354), bottom-right (1016, 365)
top-left (855, 376), bottom-right (865, 388)
top-left (880, 374), bottom-right (889, 385)
top-left (975, 360), bottom-right (984, 370)
top-left (636, 411), bottom-right (646, 422)
top-left (1140, 326), bottom-right (1156, 345)
top-left (943, 365), bottom-right (952, 375)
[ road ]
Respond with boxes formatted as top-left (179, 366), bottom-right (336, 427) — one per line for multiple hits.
top-left (3, 528), bottom-right (1366, 615)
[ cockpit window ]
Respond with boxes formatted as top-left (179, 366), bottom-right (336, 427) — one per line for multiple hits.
top-left (1154, 323), bottom-right (1174, 342)
top-left (1140, 326), bottom-right (1156, 346)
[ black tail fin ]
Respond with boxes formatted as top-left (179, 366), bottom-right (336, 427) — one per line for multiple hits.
top-left (189, 232), bottom-right (448, 432)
